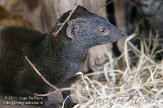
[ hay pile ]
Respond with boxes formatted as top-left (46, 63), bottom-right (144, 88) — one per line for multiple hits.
top-left (67, 34), bottom-right (163, 108)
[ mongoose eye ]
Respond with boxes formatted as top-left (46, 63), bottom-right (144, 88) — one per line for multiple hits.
top-left (98, 27), bottom-right (109, 36)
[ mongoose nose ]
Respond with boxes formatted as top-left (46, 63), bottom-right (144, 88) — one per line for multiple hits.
top-left (121, 32), bottom-right (125, 37)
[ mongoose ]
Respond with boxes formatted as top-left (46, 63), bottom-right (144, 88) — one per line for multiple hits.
top-left (0, 5), bottom-right (124, 106)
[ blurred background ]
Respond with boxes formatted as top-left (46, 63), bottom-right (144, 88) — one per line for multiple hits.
top-left (0, 0), bottom-right (162, 34)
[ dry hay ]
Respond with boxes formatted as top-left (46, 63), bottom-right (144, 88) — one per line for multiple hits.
top-left (25, 33), bottom-right (163, 108)
top-left (67, 33), bottom-right (163, 108)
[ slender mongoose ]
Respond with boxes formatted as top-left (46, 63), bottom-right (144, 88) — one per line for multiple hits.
top-left (0, 6), bottom-right (124, 107)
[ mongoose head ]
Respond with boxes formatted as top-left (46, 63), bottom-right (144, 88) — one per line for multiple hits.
top-left (60, 6), bottom-right (125, 49)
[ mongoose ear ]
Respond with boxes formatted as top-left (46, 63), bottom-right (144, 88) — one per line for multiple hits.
top-left (76, 5), bottom-right (88, 13)
top-left (66, 18), bottom-right (88, 39)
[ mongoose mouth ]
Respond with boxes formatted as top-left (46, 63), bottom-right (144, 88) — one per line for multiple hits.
top-left (108, 38), bottom-right (121, 43)
top-left (107, 36), bottom-right (123, 43)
